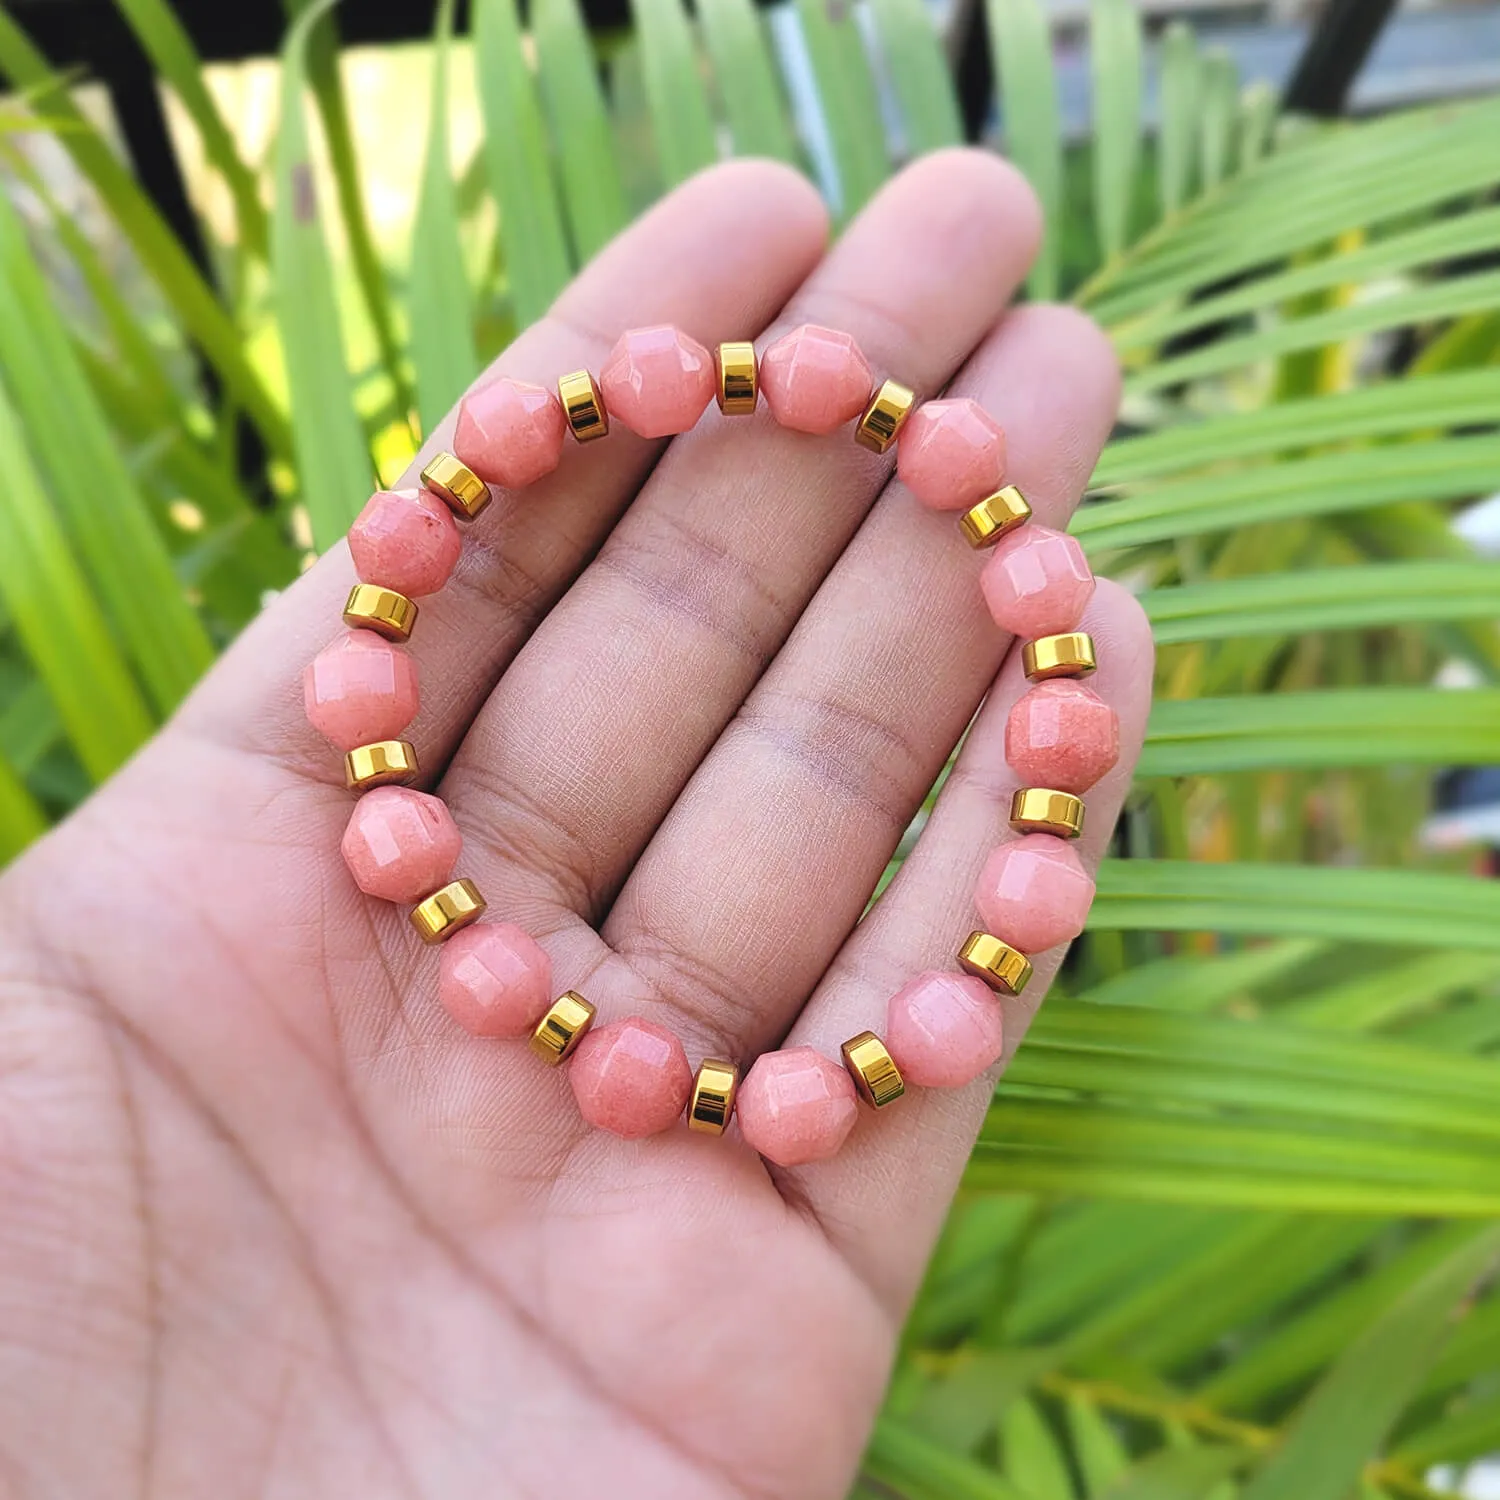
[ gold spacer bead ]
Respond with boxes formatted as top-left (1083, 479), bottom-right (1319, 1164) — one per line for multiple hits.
top-left (959, 486), bottom-right (1032, 549)
top-left (343, 582), bottom-right (418, 642)
top-left (558, 369), bottom-right (609, 442)
top-left (344, 739), bottom-right (418, 791)
top-left (855, 379), bottom-right (916, 454)
top-left (688, 1057), bottom-right (740, 1134)
top-left (958, 932), bottom-right (1033, 996)
top-left (841, 1031), bottom-right (905, 1108)
top-left (530, 991), bottom-right (597, 1065)
top-left (409, 878), bottom-right (487, 943)
top-left (1010, 787), bottom-right (1085, 839)
top-left (1023, 632), bottom-right (1097, 682)
top-left (421, 451), bottom-right (491, 520)
top-left (716, 341), bottom-right (758, 415)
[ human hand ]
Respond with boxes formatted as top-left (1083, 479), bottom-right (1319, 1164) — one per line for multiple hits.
top-left (0, 151), bottom-right (1150, 1499)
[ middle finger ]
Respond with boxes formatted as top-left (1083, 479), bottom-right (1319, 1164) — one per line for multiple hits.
top-left (446, 150), bottom-right (1041, 930)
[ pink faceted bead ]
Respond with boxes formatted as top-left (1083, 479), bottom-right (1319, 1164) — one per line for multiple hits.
top-left (599, 325), bottom-right (716, 439)
top-left (886, 972), bottom-right (1005, 1088)
top-left (737, 1047), bottom-right (858, 1167)
top-left (980, 525), bottom-right (1095, 638)
top-left (974, 834), bottom-right (1096, 952)
top-left (439, 923), bottom-right (553, 1038)
top-left (1006, 681), bottom-right (1121, 795)
top-left (304, 632), bottom-right (419, 751)
top-left (759, 324), bottom-right (873, 435)
top-left (340, 786), bottom-right (461, 904)
top-left (897, 399), bottom-right (1007, 511)
top-left (568, 1017), bottom-right (693, 1139)
top-left (348, 488), bottom-right (462, 597)
top-left (454, 376), bottom-right (567, 490)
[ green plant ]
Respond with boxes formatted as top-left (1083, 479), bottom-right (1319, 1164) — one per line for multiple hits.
top-left (2, 0), bottom-right (1500, 1493)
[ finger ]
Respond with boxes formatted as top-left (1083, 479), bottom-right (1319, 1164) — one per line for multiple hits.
top-left (780, 578), bottom-right (1155, 1314)
top-left (445, 150), bottom-right (1040, 920)
top-left (175, 161), bottom-right (828, 782)
top-left (593, 304), bottom-right (1119, 1057)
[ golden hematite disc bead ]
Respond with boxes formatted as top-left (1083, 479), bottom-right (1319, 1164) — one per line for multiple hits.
top-left (344, 739), bottom-right (418, 790)
top-left (841, 1031), bottom-right (905, 1108)
top-left (959, 485), bottom-right (1032, 549)
top-left (421, 451), bottom-right (491, 520)
top-left (716, 341), bottom-right (758, 415)
top-left (688, 1058), bottom-right (740, 1134)
top-left (855, 379), bottom-right (915, 454)
top-left (1023, 632), bottom-right (1097, 682)
top-left (1010, 787), bottom-right (1085, 839)
top-left (958, 931), bottom-right (1033, 996)
top-left (343, 582), bottom-right (418, 642)
top-left (558, 369), bottom-right (610, 442)
top-left (410, 878), bottom-right (487, 944)
top-left (530, 991), bottom-right (597, 1065)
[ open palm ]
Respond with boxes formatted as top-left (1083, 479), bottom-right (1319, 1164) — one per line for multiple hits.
top-left (0, 152), bottom-right (1150, 1499)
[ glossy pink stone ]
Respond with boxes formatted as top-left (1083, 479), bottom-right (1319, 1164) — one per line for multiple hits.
top-left (759, 324), bottom-right (873, 435)
top-left (340, 786), bottom-right (461, 904)
top-left (439, 923), bottom-right (553, 1038)
top-left (736, 1047), bottom-right (858, 1167)
top-left (348, 488), bottom-right (462, 597)
top-left (454, 376), bottom-right (567, 490)
top-left (303, 632), bottom-right (419, 751)
top-left (599, 325), bottom-right (716, 439)
top-left (974, 834), bottom-right (1096, 952)
top-left (885, 971), bottom-right (1005, 1088)
top-left (569, 1017), bottom-right (693, 1139)
top-left (897, 398), bottom-right (1007, 511)
top-left (1006, 681), bottom-right (1121, 795)
top-left (980, 525), bottom-right (1095, 638)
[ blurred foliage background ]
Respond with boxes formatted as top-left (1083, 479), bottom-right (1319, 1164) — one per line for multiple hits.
top-left (3, 0), bottom-right (1500, 1495)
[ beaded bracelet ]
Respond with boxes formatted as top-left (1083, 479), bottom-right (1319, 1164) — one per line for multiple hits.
top-left (304, 323), bottom-right (1119, 1167)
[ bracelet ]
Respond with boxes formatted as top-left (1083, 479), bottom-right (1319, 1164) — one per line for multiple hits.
top-left (303, 324), bottom-right (1119, 1165)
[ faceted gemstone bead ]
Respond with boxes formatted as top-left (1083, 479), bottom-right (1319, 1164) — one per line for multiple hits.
top-left (759, 324), bottom-right (873, 435)
top-left (1006, 680), bottom-right (1120, 795)
top-left (439, 922), bottom-right (553, 1038)
top-left (598, 325), bottom-right (716, 439)
top-left (979, 525), bottom-right (1095, 638)
top-left (974, 833), bottom-right (1096, 952)
top-left (454, 376), bottom-right (568, 490)
top-left (348, 488), bottom-right (462, 598)
top-left (896, 398), bottom-right (1007, 511)
top-left (736, 1047), bottom-right (858, 1167)
top-left (885, 971), bottom-right (1005, 1088)
top-left (568, 1017), bottom-right (693, 1139)
top-left (304, 632), bottom-right (419, 751)
top-left (340, 786), bottom-right (461, 904)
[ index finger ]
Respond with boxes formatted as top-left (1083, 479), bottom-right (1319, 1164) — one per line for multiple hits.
top-left (175, 161), bottom-right (830, 783)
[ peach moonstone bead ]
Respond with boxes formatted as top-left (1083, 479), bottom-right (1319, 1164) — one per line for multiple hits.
top-left (1006, 680), bottom-right (1121, 795)
top-left (304, 632), bottom-right (419, 750)
top-left (599, 325), bottom-right (716, 438)
top-left (454, 376), bottom-right (568, 490)
top-left (340, 786), bottom-right (461, 903)
top-left (348, 488), bottom-right (462, 598)
top-left (980, 525), bottom-right (1095, 638)
top-left (569, 1017), bottom-right (693, 1139)
top-left (897, 398), bottom-right (1007, 511)
top-left (974, 834), bottom-right (1096, 953)
top-left (759, 324), bottom-right (873, 435)
top-left (439, 922), bottom-right (553, 1038)
top-left (886, 971), bottom-right (1005, 1088)
top-left (737, 1047), bottom-right (858, 1167)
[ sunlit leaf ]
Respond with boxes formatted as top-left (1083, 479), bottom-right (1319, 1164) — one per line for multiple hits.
top-left (987, 0), bottom-right (1063, 296)
top-left (272, 0), bottom-right (374, 549)
top-left (409, 0), bottom-right (479, 433)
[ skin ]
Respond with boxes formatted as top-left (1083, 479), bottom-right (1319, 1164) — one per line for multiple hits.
top-left (0, 152), bottom-right (1151, 1500)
